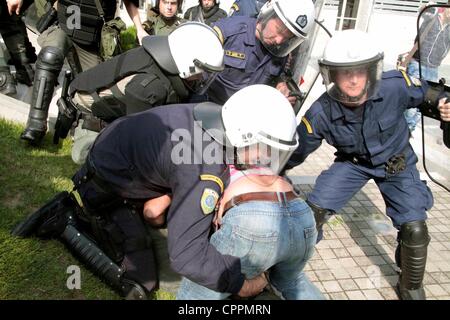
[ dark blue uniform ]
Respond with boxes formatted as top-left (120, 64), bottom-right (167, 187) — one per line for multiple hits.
top-left (229, 0), bottom-right (269, 18)
top-left (208, 16), bottom-right (286, 104)
top-left (74, 104), bottom-right (244, 294)
top-left (286, 70), bottom-right (434, 228)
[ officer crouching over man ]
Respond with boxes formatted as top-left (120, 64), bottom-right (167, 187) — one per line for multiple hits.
top-left (53, 22), bottom-right (225, 165)
top-left (283, 29), bottom-right (450, 300)
top-left (204, 0), bottom-right (315, 106)
top-left (12, 83), bottom-right (314, 299)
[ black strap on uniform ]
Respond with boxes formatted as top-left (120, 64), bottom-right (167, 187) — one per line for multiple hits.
top-left (93, 0), bottom-right (106, 23)
top-left (167, 75), bottom-right (189, 101)
top-left (81, 113), bottom-right (107, 132)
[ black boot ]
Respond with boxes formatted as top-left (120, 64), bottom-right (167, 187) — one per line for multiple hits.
top-left (14, 63), bottom-right (34, 86)
top-left (396, 220), bottom-right (430, 300)
top-left (0, 66), bottom-right (17, 96)
top-left (20, 46), bottom-right (65, 145)
top-left (11, 191), bottom-right (78, 238)
top-left (11, 51), bottom-right (35, 86)
top-left (306, 200), bottom-right (333, 242)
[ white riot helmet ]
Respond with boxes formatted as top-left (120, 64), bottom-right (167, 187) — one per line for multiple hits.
top-left (142, 22), bottom-right (224, 94)
top-left (194, 84), bottom-right (299, 174)
top-left (318, 30), bottom-right (384, 106)
top-left (256, 0), bottom-right (315, 57)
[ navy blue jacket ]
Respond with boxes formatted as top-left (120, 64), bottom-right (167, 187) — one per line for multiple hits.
top-left (229, 0), bottom-right (269, 18)
top-left (208, 16), bottom-right (286, 104)
top-left (287, 70), bottom-right (429, 168)
top-left (88, 104), bottom-right (244, 294)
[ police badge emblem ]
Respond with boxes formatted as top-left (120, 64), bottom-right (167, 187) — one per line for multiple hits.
top-left (200, 188), bottom-right (219, 215)
top-left (296, 15), bottom-right (308, 28)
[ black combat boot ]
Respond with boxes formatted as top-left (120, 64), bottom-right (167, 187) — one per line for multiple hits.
top-left (11, 50), bottom-right (35, 86)
top-left (20, 46), bottom-right (65, 145)
top-left (14, 63), bottom-right (34, 86)
top-left (396, 220), bottom-right (430, 300)
top-left (0, 66), bottom-right (17, 96)
top-left (11, 191), bottom-right (76, 238)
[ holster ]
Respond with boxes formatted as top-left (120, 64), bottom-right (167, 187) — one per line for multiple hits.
top-left (36, 6), bottom-right (58, 34)
top-left (53, 97), bottom-right (79, 144)
top-left (385, 153), bottom-right (406, 177)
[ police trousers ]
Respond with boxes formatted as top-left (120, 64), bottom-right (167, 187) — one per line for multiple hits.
top-left (0, 0), bottom-right (36, 65)
top-left (38, 25), bottom-right (102, 71)
top-left (72, 161), bottom-right (159, 293)
top-left (307, 156), bottom-right (434, 229)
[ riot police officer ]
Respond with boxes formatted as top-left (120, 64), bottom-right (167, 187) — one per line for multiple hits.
top-left (1, 0), bottom-right (37, 92)
top-left (142, 0), bottom-right (184, 36)
top-left (284, 30), bottom-right (450, 300)
top-left (206, 0), bottom-right (315, 105)
top-left (184, 0), bottom-right (227, 26)
top-left (19, 0), bottom-right (148, 145)
top-left (55, 22), bottom-right (225, 165)
top-left (228, 0), bottom-right (268, 18)
top-left (11, 84), bottom-right (300, 299)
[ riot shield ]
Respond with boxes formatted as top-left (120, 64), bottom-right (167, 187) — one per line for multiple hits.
top-left (417, 4), bottom-right (450, 192)
top-left (290, 0), bottom-right (331, 117)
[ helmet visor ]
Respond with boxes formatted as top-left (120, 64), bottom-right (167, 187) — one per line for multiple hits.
top-left (185, 58), bottom-right (224, 95)
top-left (319, 54), bottom-right (383, 106)
top-left (186, 71), bottom-right (219, 95)
top-left (256, 4), bottom-right (308, 57)
top-left (232, 141), bottom-right (296, 175)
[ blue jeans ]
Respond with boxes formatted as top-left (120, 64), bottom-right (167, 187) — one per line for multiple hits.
top-left (404, 60), bottom-right (438, 132)
top-left (407, 59), bottom-right (438, 81)
top-left (176, 199), bottom-right (324, 300)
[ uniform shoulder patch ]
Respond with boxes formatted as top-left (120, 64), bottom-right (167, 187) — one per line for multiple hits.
top-left (225, 50), bottom-right (246, 60)
top-left (301, 116), bottom-right (313, 134)
top-left (213, 26), bottom-right (224, 45)
top-left (200, 174), bottom-right (224, 193)
top-left (200, 188), bottom-right (219, 215)
top-left (400, 70), bottom-right (412, 87)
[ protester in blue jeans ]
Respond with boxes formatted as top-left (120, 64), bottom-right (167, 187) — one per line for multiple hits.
top-left (176, 166), bottom-right (324, 300)
top-left (143, 86), bottom-right (325, 300)
top-left (405, 5), bottom-right (450, 131)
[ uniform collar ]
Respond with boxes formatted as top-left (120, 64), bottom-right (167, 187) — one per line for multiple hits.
top-left (328, 91), bottom-right (384, 122)
top-left (329, 99), bottom-right (364, 123)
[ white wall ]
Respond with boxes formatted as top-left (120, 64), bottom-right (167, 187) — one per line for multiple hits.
top-left (368, 11), bottom-right (418, 70)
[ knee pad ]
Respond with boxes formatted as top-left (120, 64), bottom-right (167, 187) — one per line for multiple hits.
top-left (398, 220), bottom-right (430, 295)
top-left (36, 46), bottom-right (65, 73)
top-left (399, 220), bottom-right (430, 248)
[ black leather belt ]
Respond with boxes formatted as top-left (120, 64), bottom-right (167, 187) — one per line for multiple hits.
top-left (336, 153), bottom-right (372, 166)
top-left (222, 191), bottom-right (297, 214)
top-left (83, 155), bottom-right (115, 194)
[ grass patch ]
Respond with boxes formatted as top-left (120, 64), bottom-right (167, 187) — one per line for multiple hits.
top-left (120, 26), bottom-right (139, 52)
top-left (327, 215), bottom-right (345, 227)
top-left (0, 119), bottom-right (172, 299)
